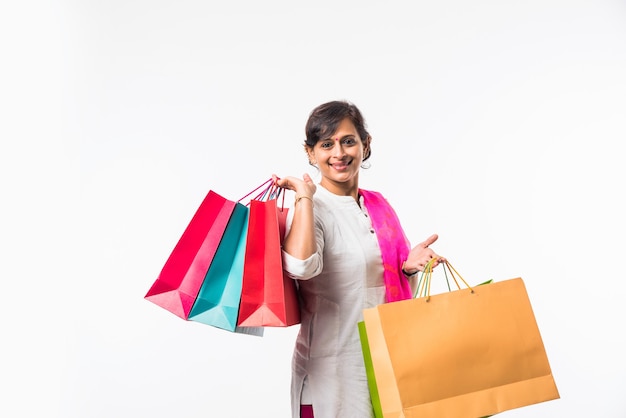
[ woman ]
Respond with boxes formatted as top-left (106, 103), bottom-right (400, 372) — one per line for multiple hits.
top-left (275, 100), bottom-right (444, 418)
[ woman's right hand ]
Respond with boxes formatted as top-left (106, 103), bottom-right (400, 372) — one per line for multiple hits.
top-left (273, 173), bottom-right (317, 260)
top-left (273, 173), bottom-right (316, 198)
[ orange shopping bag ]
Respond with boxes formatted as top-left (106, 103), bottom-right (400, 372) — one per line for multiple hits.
top-left (360, 260), bottom-right (560, 418)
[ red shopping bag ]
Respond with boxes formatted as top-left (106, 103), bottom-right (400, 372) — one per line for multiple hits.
top-left (145, 190), bottom-right (237, 320)
top-left (237, 186), bottom-right (300, 327)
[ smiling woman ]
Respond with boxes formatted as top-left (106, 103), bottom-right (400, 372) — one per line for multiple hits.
top-left (305, 118), bottom-right (369, 195)
top-left (274, 100), bottom-right (445, 418)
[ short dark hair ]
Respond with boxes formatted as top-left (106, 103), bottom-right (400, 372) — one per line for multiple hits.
top-left (304, 100), bottom-right (372, 161)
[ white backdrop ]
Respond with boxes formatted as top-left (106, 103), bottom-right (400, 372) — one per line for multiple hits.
top-left (2, 1), bottom-right (625, 417)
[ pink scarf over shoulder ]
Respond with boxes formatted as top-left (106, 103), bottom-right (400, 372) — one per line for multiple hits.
top-left (360, 189), bottom-right (413, 303)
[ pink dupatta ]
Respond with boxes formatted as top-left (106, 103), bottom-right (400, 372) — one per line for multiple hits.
top-left (360, 189), bottom-right (413, 303)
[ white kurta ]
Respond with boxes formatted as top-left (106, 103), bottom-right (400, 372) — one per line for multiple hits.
top-left (282, 185), bottom-right (386, 418)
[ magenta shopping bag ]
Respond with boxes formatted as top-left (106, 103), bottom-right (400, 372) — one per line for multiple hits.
top-left (145, 190), bottom-right (237, 320)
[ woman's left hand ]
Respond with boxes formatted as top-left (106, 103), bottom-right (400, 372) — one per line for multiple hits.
top-left (403, 234), bottom-right (446, 274)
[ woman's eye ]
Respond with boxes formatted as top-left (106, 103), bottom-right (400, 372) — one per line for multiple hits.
top-left (343, 138), bottom-right (356, 145)
top-left (320, 142), bottom-right (333, 149)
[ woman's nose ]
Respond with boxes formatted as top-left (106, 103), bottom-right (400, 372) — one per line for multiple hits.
top-left (332, 143), bottom-right (345, 157)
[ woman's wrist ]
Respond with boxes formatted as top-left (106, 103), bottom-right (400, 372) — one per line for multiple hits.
top-left (294, 195), bottom-right (313, 206)
top-left (402, 261), bottom-right (419, 276)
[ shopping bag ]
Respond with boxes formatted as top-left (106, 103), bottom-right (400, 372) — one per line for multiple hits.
top-left (144, 190), bottom-right (237, 320)
top-left (358, 321), bottom-right (384, 418)
top-left (360, 261), bottom-right (559, 418)
top-left (359, 269), bottom-right (494, 418)
top-left (237, 185), bottom-right (300, 327)
top-left (186, 201), bottom-right (263, 336)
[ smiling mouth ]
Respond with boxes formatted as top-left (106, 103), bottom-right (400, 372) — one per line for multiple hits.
top-left (331, 160), bottom-right (351, 170)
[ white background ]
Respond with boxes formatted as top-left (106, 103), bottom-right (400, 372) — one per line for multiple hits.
top-left (1, 1), bottom-right (625, 417)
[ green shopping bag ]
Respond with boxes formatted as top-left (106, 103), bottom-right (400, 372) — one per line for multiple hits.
top-left (359, 320), bottom-right (383, 418)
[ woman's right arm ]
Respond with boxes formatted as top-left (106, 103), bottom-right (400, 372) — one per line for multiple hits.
top-left (274, 174), bottom-right (317, 260)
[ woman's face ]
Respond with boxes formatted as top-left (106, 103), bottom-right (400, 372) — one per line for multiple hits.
top-left (307, 118), bottom-right (369, 194)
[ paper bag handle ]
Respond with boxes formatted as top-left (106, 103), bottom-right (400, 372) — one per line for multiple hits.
top-left (238, 177), bottom-right (286, 210)
top-left (238, 178), bottom-right (273, 203)
top-left (414, 259), bottom-right (474, 301)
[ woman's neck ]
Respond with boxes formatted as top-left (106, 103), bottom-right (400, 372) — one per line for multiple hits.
top-left (320, 177), bottom-right (360, 202)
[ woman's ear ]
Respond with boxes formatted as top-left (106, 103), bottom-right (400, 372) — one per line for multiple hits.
top-left (363, 135), bottom-right (372, 160)
top-left (305, 145), bottom-right (316, 165)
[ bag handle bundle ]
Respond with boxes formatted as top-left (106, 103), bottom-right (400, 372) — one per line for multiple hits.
top-left (238, 178), bottom-right (286, 210)
top-left (414, 259), bottom-right (492, 300)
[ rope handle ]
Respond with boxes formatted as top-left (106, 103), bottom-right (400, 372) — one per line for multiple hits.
top-left (413, 259), bottom-right (475, 301)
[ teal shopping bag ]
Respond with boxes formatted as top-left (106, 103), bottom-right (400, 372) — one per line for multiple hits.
top-left (188, 202), bottom-right (262, 336)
